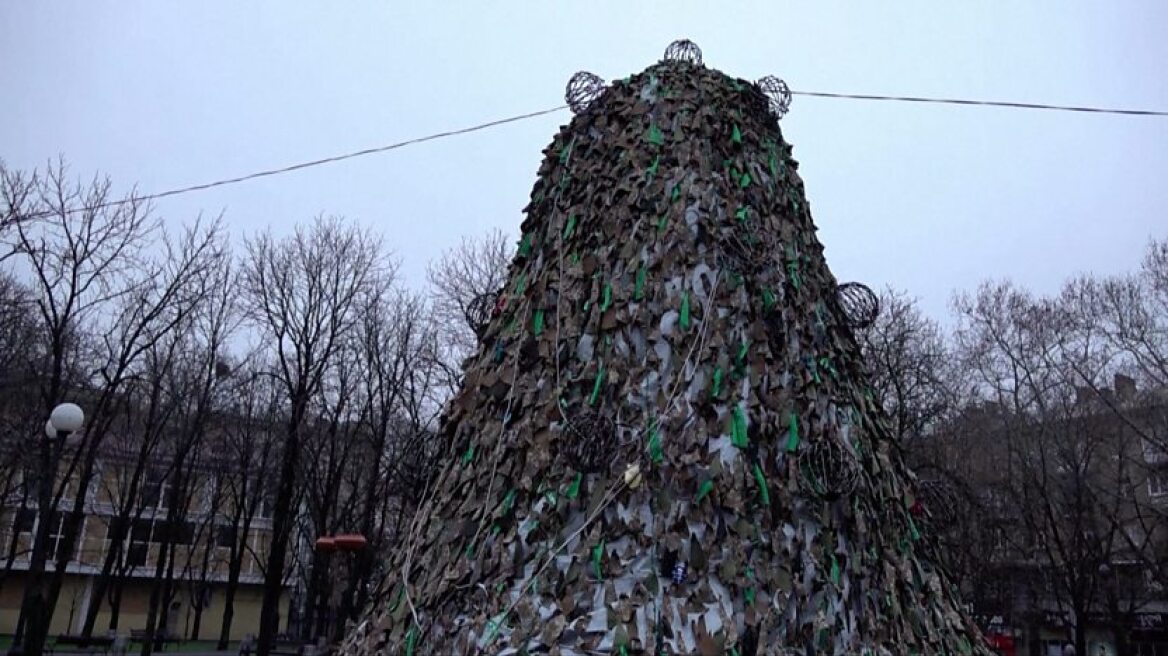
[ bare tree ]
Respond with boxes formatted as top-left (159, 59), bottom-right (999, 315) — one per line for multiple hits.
top-left (140, 247), bottom-right (238, 656)
top-left (241, 216), bottom-right (385, 656)
top-left (215, 365), bottom-right (280, 649)
top-left (950, 280), bottom-right (1158, 655)
top-left (1, 159), bottom-right (224, 656)
top-left (0, 273), bottom-right (41, 591)
top-left (0, 160), bottom-right (46, 262)
top-left (858, 287), bottom-right (961, 444)
top-left (427, 229), bottom-right (513, 394)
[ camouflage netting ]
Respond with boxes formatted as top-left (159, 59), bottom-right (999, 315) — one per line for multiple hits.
top-left (340, 43), bottom-right (991, 655)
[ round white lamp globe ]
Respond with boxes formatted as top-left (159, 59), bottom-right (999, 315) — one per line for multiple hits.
top-left (50, 403), bottom-right (85, 434)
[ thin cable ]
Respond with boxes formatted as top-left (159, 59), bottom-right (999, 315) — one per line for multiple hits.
top-left (10, 91), bottom-right (1166, 223)
top-left (792, 90), bottom-right (1168, 116)
top-left (17, 105), bottom-right (569, 220)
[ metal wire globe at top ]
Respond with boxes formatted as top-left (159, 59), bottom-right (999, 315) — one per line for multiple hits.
top-left (757, 75), bottom-right (793, 119)
top-left (565, 71), bottom-right (606, 114)
top-left (663, 39), bottom-right (703, 66)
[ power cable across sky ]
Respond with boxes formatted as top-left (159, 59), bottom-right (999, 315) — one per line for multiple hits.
top-left (11, 90), bottom-right (1168, 221)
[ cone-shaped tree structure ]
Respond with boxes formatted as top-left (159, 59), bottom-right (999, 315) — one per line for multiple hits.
top-left (342, 44), bottom-right (989, 655)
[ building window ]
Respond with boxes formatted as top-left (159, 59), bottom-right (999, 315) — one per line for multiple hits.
top-left (140, 468), bottom-right (172, 510)
top-left (216, 525), bottom-right (237, 549)
top-left (1148, 470), bottom-right (1168, 497)
top-left (126, 542), bottom-right (149, 567)
top-left (119, 517), bottom-right (197, 567)
top-left (127, 517), bottom-right (152, 567)
top-left (258, 486), bottom-right (275, 519)
top-left (13, 507), bottom-right (35, 534)
top-left (46, 512), bottom-right (71, 562)
top-left (1143, 438), bottom-right (1168, 465)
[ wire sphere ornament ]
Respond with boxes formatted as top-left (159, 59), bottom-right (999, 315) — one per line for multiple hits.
top-left (836, 282), bottom-right (880, 330)
top-left (797, 438), bottom-right (861, 501)
top-left (663, 39), bottom-right (703, 66)
top-left (465, 291), bottom-right (498, 339)
top-left (717, 229), bottom-right (771, 275)
top-left (917, 478), bottom-right (961, 530)
top-left (562, 407), bottom-right (618, 473)
top-left (757, 76), bottom-right (793, 119)
top-left (566, 71), bottom-right (606, 114)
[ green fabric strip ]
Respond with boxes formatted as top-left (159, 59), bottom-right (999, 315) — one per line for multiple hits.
top-left (696, 479), bottom-right (714, 503)
top-left (648, 422), bottom-right (663, 464)
top-left (786, 412), bottom-right (800, 452)
top-left (753, 463), bottom-right (770, 506)
top-left (589, 363), bottom-right (605, 405)
top-left (647, 123), bottom-right (665, 146)
top-left (731, 406), bottom-right (748, 448)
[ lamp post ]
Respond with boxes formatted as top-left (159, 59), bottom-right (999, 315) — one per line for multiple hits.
top-left (11, 403), bottom-right (84, 656)
top-left (313, 534), bottom-right (367, 648)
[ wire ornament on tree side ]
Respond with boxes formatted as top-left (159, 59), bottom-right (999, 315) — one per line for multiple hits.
top-left (466, 292), bottom-right (498, 340)
top-left (917, 478), bottom-right (960, 530)
top-left (836, 282), bottom-right (880, 329)
top-left (562, 407), bottom-right (618, 474)
top-left (717, 229), bottom-right (772, 276)
top-left (798, 438), bottom-right (861, 501)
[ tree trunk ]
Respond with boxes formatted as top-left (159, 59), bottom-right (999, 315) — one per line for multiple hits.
top-left (14, 434), bottom-right (62, 656)
top-left (189, 598), bottom-right (203, 641)
top-left (217, 507), bottom-right (255, 649)
top-left (256, 414), bottom-right (304, 656)
top-left (107, 571), bottom-right (126, 632)
top-left (141, 539), bottom-right (173, 656)
top-left (82, 430), bottom-right (157, 637)
top-left (0, 484), bottom-right (32, 596)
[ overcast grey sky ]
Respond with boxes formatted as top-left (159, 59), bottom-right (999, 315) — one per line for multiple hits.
top-left (3, 2), bottom-right (1166, 322)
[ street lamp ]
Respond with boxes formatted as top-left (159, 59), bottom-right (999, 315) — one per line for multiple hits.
top-left (9, 402), bottom-right (85, 656)
top-left (49, 402), bottom-right (85, 436)
top-left (313, 533), bottom-right (367, 647)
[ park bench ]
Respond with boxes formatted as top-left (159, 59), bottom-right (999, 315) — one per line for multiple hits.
top-left (269, 640), bottom-right (305, 656)
top-left (48, 634), bottom-right (114, 655)
top-left (238, 635), bottom-right (304, 656)
top-left (128, 629), bottom-right (180, 652)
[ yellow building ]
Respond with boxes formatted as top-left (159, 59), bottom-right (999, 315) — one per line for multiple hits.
top-left (0, 456), bottom-right (290, 642)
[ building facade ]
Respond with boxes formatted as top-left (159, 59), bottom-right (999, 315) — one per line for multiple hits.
top-left (0, 454), bottom-right (289, 642)
top-left (918, 376), bottom-right (1168, 656)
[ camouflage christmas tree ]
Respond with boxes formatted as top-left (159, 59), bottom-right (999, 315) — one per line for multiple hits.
top-left (341, 41), bottom-right (989, 655)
